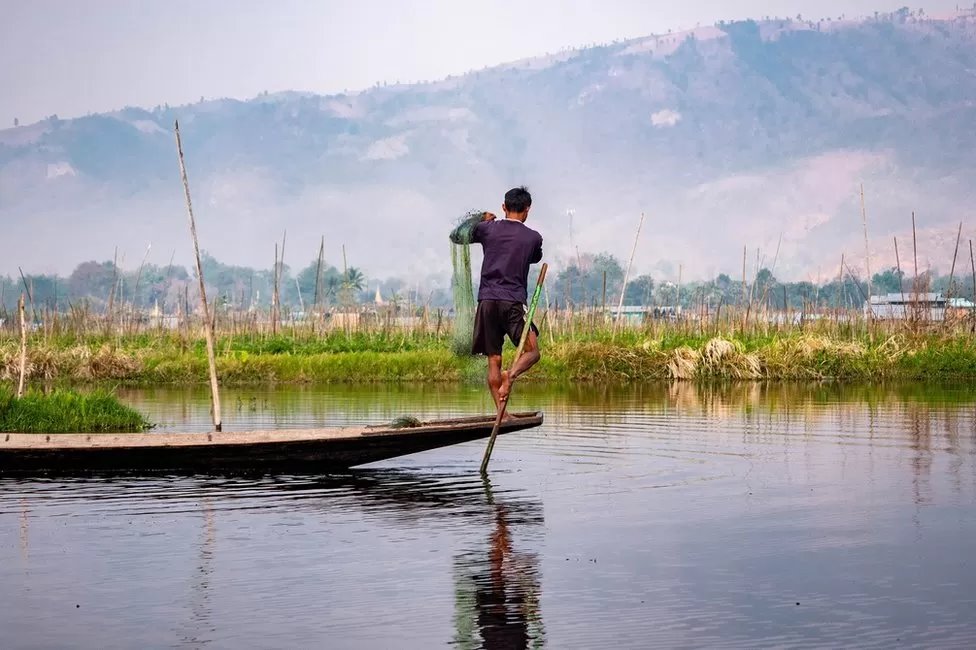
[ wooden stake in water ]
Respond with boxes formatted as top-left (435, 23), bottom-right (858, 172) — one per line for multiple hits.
top-left (174, 120), bottom-right (222, 432)
top-left (17, 294), bottom-right (27, 398)
top-left (480, 263), bottom-right (548, 475)
top-left (614, 212), bottom-right (645, 338)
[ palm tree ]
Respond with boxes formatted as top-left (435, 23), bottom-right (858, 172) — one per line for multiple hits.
top-left (344, 267), bottom-right (365, 291)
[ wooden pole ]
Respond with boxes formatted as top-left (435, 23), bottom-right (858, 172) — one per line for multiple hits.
top-left (911, 211), bottom-right (920, 306)
top-left (106, 247), bottom-right (118, 332)
top-left (17, 294), bottom-right (27, 398)
top-left (481, 263), bottom-right (548, 474)
top-left (601, 270), bottom-right (607, 316)
top-left (894, 237), bottom-right (906, 318)
top-left (860, 184), bottom-right (872, 304)
top-left (677, 263), bottom-right (683, 321)
top-left (613, 212), bottom-right (645, 338)
top-left (272, 243), bottom-right (280, 335)
top-left (970, 240), bottom-right (976, 333)
top-left (836, 253), bottom-right (845, 309)
top-left (543, 283), bottom-right (555, 345)
top-left (278, 230), bottom-right (287, 329)
top-left (946, 222), bottom-right (963, 306)
top-left (314, 235), bottom-right (325, 312)
top-left (174, 120), bottom-right (222, 432)
top-left (741, 245), bottom-right (748, 329)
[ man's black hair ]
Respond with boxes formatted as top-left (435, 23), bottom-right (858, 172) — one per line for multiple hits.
top-left (504, 186), bottom-right (532, 214)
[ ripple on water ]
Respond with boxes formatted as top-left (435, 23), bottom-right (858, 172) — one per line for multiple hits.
top-left (2, 382), bottom-right (976, 648)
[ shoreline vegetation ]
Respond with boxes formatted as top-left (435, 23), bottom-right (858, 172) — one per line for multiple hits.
top-left (3, 318), bottom-right (976, 385)
top-left (0, 387), bottom-right (153, 433)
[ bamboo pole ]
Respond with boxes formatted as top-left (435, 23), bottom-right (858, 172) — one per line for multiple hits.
top-left (911, 211), bottom-right (920, 317)
top-left (543, 283), bottom-right (555, 345)
top-left (174, 120), bottom-right (222, 432)
top-left (946, 222), bottom-right (963, 306)
top-left (106, 248), bottom-right (118, 332)
top-left (970, 240), bottom-right (975, 333)
top-left (741, 245), bottom-right (748, 317)
top-left (601, 270), bottom-right (607, 317)
top-left (272, 243), bottom-right (280, 335)
top-left (278, 230), bottom-right (287, 329)
top-left (17, 294), bottom-right (27, 398)
top-left (18, 267), bottom-right (36, 325)
top-left (313, 236), bottom-right (325, 312)
top-left (836, 253), bottom-right (845, 312)
top-left (860, 184), bottom-right (872, 304)
top-left (677, 263), bottom-right (683, 318)
top-left (613, 212), bottom-right (645, 338)
top-left (894, 237), bottom-right (906, 318)
top-left (295, 277), bottom-right (305, 313)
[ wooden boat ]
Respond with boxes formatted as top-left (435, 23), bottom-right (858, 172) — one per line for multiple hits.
top-left (0, 412), bottom-right (543, 475)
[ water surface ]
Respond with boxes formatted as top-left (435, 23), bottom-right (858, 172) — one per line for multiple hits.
top-left (2, 383), bottom-right (975, 648)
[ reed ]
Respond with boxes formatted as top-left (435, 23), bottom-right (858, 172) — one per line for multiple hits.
top-left (0, 386), bottom-right (152, 433)
top-left (2, 320), bottom-right (976, 384)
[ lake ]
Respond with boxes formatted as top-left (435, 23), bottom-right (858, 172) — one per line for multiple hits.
top-left (2, 382), bottom-right (975, 648)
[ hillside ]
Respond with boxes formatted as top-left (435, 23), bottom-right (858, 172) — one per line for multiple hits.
top-left (2, 10), bottom-right (976, 282)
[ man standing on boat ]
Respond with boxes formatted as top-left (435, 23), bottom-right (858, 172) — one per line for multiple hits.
top-left (450, 187), bottom-right (543, 412)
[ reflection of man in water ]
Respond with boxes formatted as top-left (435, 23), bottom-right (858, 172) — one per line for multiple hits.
top-left (453, 493), bottom-right (544, 650)
top-left (475, 503), bottom-right (530, 648)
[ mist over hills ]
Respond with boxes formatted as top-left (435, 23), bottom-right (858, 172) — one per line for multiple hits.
top-left (2, 9), bottom-right (976, 284)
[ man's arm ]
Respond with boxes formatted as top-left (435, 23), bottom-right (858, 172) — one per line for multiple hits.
top-left (449, 211), bottom-right (496, 245)
top-left (530, 235), bottom-right (543, 264)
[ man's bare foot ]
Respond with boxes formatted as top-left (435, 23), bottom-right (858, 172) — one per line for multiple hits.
top-left (498, 370), bottom-right (512, 404)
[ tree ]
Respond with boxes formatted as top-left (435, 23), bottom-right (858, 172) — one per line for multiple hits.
top-left (67, 261), bottom-right (118, 302)
top-left (872, 267), bottom-right (904, 295)
top-left (296, 259), bottom-right (341, 307)
top-left (624, 275), bottom-right (655, 305)
top-left (755, 268), bottom-right (776, 294)
top-left (552, 252), bottom-right (624, 306)
top-left (344, 267), bottom-right (365, 291)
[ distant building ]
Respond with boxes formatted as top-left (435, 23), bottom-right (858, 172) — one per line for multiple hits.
top-left (604, 305), bottom-right (684, 324)
top-left (606, 305), bottom-right (649, 325)
top-left (865, 293), bottom-right (975, 321)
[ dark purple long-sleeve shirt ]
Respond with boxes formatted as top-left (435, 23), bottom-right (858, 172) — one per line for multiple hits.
top-left (471, 219), bottom-right (543, 303)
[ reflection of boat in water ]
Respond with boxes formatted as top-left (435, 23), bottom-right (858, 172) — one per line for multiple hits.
top-left (6, 468), bottom-right (546, 647)
top-left (0, 412), bottom-right (543, 475)
top-left (453, 478), bottom-right (545, 650)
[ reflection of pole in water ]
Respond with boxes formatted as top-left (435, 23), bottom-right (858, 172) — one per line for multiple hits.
top-left (184, 496), bottom-right (217, 646)
top-left (452, 477), bottom-right (544, 650)
top-left (19, 498), bottom-right (29, 563)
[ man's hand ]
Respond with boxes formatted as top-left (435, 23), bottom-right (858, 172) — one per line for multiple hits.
top-left (482, 212), bottom-right (497, 222)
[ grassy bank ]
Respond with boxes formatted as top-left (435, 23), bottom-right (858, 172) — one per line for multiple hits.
top-left (0, 387), bottom-right (153, 433)
top-left (3, 327), bottom-right (976, 384)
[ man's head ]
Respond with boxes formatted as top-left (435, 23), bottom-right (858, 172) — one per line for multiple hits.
top-left (503, 186), bottom-right (532, 222)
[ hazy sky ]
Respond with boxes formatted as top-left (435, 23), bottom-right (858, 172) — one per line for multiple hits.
top-left (0, 0), bottom-right (965, 125)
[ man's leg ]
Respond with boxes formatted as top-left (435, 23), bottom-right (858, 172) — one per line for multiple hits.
top-left (487, 354), bottom-right (505, 411)
top-left (498, 329), bottom-right (540, 404)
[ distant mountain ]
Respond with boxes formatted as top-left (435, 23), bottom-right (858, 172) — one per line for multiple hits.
top-left (3, 10), bottom-right (976, 282)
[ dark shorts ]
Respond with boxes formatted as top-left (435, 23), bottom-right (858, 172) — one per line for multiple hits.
top-left (472, 300), bottom-right (539, 357)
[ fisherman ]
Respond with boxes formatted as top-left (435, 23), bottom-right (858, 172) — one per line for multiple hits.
top-left (450, 187), bottom-right (543, 412)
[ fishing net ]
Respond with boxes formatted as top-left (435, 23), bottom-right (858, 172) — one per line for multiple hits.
top-left (450, 211), bottom-right (483, 357)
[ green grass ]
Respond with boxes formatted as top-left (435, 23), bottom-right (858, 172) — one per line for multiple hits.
top-left (3, 328), bottom-right (976, 384)
top-left (0, 387), bottom-right (153, 433)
